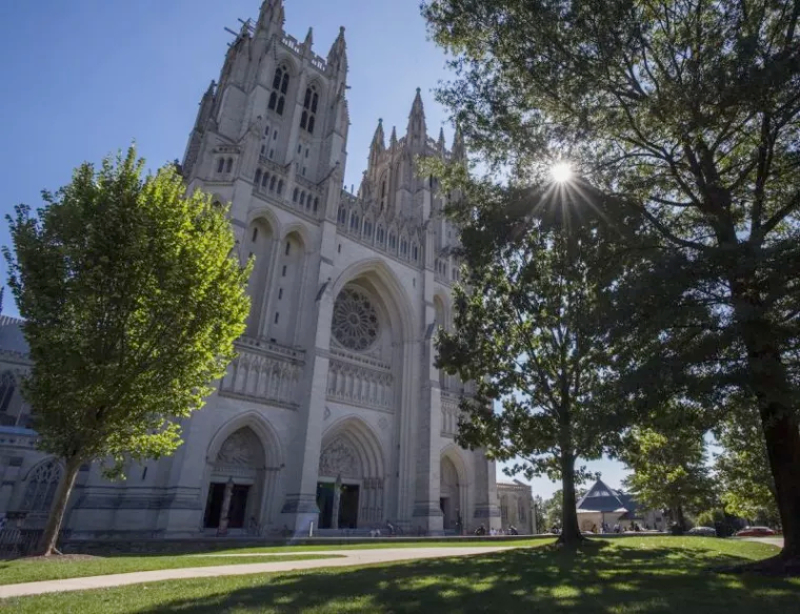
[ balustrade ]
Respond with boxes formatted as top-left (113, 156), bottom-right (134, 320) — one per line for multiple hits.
top-left (220, 341), bottom-right (303, 407)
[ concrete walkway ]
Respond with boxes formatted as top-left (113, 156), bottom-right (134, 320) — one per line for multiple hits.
top-left (0, 546), bottom-right (513, 599)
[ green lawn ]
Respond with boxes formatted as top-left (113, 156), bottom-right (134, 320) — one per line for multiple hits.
top-left (0, 553), bottom-right (339, 586)
top-left (3, 537), bottom-right (799, 613)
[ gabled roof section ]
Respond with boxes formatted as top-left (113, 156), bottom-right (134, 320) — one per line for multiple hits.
top-left (576, 479), bottom-right (630, 513)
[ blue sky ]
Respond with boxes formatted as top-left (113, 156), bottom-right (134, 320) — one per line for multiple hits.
top-left (0, 0), bottom-right (628, 499)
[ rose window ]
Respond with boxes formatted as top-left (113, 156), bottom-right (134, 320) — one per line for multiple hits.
top-left (332, 287), bottom-right (380, 351)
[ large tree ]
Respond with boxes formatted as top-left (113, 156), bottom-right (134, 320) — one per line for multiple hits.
top-left (435, 174), bottom-right (627, 547)
top-left (423, 0), bottom-right (800, 568)
top-left (620, 426), bottom-right (715, 532)
top-left (4, 148), bottom-right (251, 555)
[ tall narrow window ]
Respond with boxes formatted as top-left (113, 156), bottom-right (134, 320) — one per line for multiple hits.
top-left (0, 372), bottom-right (15, 413)
top-left (313, 197), bottom-right (319, 212)
top-left (282, 265), bottom-right (287, 277)
top-left (277, 180), bottom-right (284, 195)
top-left (226, 158), bottom-right (233, 172)
top-left (300, 84), bottom-right (318, 134)
top-left (252, 228), bottom-right (258, 242)
top-left (268, 65), bottom-right (290, 116)
top-left (270, 176), bottom-right (276, 191)
top-left (278, 288), bottom-right (283, 300)
top-left (217, 158), bottom-right (225, 173)
top-left (285, 242), bottom-right (291, 256)
top-left (293, 187), bottom-right (299, 203)
top-left (338, 206), bottom-right (347, 224)
top-left (255, 169), bottom-right (262, 185)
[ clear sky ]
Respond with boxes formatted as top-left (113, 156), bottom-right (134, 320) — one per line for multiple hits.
top-left (0, 0), bottom-right (629, 500)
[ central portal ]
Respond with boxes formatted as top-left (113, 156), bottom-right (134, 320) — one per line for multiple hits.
top-left (316, 482), bottom-right (360, 529)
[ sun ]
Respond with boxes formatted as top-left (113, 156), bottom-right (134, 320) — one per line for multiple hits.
top-left (550, 162), bottom-right (573, 183)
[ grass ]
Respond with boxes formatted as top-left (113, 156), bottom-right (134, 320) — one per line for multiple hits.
top-left (0, 553), bottom-right (339, 585)
top-left (3, 537), bottom-right (799, 613)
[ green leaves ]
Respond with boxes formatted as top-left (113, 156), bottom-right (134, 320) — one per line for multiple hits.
top-left (4, 146), bottom-right (250, 465)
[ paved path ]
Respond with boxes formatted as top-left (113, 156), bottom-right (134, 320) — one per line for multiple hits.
top-left (0, 546), bottom-right (513, 599)
top-left (739, 536), bottom-right (784, 548)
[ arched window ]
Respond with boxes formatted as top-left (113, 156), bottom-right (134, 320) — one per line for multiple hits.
top-left (313, 197), bottom-right (319, 212)
top-left (364, 220), bottom-right (373, 238)
top-left (400, 238), bottom-right (408, 256)
top-left (261, 172), bottom-right (269, 188)
top-left (338, 206), bottom-right (347, 224)
top-left (226, 158), bottom-right (233, 173)
top-left (380, 176), bottom-right (387, 210)
top-left (254, 169), bottom-right (262, 185)
top-left (269, 176), bottom-right (276, 191)
top-left (350, 213), bottom-right (360, 233)
top-left (300, 85), bottom-right (319, 134)
top-left (293, 187), bottom-right (299, 203)
top-left (389, 233), bottom-right (397, 250)
top-left (277, 180), bottom-right (284, 195)
top-left (21, 459), bottom-right (62, 512)
top-left (299, 192), bottom-right (306, 206)
top-left (0, 371), bottom-right (14, 413)
top-left (376, 225), bottom-right (385, 244)
top-left (412, 244), bottom-right (419, 261)
top-left (217, 158), bottom-right (225, 173)
top-left (268, 65), bottom-right (290, 116)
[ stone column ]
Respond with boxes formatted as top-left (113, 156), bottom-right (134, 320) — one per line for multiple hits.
top-left (472, 450), bottom-right (501, 532)
top-left (331, 474), bottom-right (342, 530)
top-left (217, 478), bottom-right (234, 536)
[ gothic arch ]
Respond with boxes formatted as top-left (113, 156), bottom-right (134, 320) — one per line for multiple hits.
top-left (433, 292), bottom-right (451, 330)
top-left (440, 444), bottom-right (470, 531)
top-left (206, 411), bottom-right (283, 470)
top-left (280, 222), bottom-right (312, 252)
top-left (18, 457), bottom-right (63, 513)
top-left (246, 207), bottom-right (281, 237)
top-left (319, 415), bottom-right (385, 480)
top-left (331, 259), bottom-right (414, 344)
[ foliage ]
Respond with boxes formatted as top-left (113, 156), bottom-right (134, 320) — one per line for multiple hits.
top-left (715, 403), bottom-right (781, 526)
top-left (422, 0), bottom-right (800, 559)
top-left (433, 163), bottom-right (629, 545)
top-left (620, 426), bottom-right (715, 531)
top-left (4, 147), bottom-right (251, 553)
top-left (532, 495), bottom-right (546, 532)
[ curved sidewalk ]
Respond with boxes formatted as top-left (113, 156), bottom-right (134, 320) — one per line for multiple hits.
top-left (0, 546), bottom-right (513, 599)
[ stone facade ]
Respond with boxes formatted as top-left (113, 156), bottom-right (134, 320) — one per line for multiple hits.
top-left (497, 481), bottom-right (535, 535)
top-left (0, 0), bottom-right (500, 539)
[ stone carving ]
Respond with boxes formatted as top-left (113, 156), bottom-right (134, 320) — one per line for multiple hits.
top-left (216, 428), bottom-right (261, 467)
top-left (220, 346), bottom-right (301, 407)
top-left (326, 359), bottom-right (393, 410)
top-left (319, 437), bottom-right (359, 478)
top-left (441, 395), bottom-right (461, 438)
top-left (332, 287), bottom-right (380, 351)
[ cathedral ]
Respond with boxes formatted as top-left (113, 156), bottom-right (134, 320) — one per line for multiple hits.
top-left (0, 0), bottom-right (501, 540)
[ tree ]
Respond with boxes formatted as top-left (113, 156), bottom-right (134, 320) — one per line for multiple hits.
top-left (715, 403), bottom-right (781, 526)
top-left (4, 148), bottom-right (251, 555)
top-left (532, 494), bottom-right (546, 533)
top-left (435, 173), bottom-right (627, 547)
top-left (620, 426), bottom-right (715, 532)
top-left (543, 490), bottom-right (563, 531)
top-left (423, 0), bottom-right (800, 567)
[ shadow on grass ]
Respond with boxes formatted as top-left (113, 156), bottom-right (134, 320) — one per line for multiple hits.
top-left (133, 541), bottom-right (800, 614)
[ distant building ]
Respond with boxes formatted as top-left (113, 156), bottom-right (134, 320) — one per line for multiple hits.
top-left (576, 479), bottom-right (665, 532)
top-left (497, 480), bottom-right (535, 534)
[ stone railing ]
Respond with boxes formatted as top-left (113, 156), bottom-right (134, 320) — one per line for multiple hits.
top-left (326, 350), bottom-right (393, 411)
top-left (281, 34), bottom-right (301, 54)
top-left (219, 339), bottom-right (304, 408)
top-left (311, 55), bottom-right (327, 72)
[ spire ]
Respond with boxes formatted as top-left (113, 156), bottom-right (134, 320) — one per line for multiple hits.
top-left (452, 122), bottom-right (466, 161)
top-left (406, 88), bottom-right (427, 148)
top-left (438, 127), bottom-right (446, 152)
top-left (303, 26), bottom-right (313, 49)
top-left (371, 118), bottom-right (386, 152)
top-left (328, 26), bottom-right (348, 75)
top-left (257, 0), bottom-right (284, 29)
top-left (390, 126), bottom-right (398, 149)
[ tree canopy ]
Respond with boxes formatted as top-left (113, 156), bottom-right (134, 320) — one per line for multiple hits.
top-left (4, 147), bottom-right (251, 554)
top-left (434, 172), bottom-right (628, 546)
top-left (423, 0), bottom-right (800, 565)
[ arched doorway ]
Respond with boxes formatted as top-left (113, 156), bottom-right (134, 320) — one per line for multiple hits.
top-left (317, 419), bottom-right (385, 530)
top-left (203, 427), bottom-right (266, 533)
top-left (440, 456), bottom-right (461, 531)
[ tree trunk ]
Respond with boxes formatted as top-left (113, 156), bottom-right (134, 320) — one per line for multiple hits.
top-left (737, 309), bottom-right (800, 559)
top-left (675, 503), bottom-right (687, 534)
top-left (558, 452), bottom-right (583, 547)
top-left (36, 456), bottom-right (81, 556)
